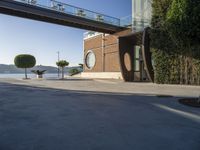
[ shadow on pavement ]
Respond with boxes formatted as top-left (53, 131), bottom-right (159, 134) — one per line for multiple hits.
top-left (0, 82), bottom-right (199, 150)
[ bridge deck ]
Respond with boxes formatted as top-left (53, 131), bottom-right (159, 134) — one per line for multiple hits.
top-left (0, 0), bottom-right (128, 34)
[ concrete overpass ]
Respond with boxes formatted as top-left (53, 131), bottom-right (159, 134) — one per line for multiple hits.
top-left (0, 0), bottom-right (128, 34)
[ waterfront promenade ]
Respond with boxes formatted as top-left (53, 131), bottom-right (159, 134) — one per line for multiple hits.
top-left (0, 78), bottom-right (199, 150)
top-left (0, 78), bottom-right (200, 97)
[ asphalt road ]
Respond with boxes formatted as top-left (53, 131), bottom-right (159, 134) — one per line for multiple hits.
top-left (0, 81), bottom-right (200, 150)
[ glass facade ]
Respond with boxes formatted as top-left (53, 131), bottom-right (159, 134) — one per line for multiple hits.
top-left (134, 46), bottom-right (141, 71)
top-left (132, 0), bottom-right (152, 31)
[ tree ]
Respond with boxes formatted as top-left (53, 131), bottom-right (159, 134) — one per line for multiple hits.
top-left (151, 0), bottom-right (200, 85)
top-left (14, 54), bottom-right (36, 79)
top-left (56, 60), bottom-right (69, 79)
top-left (166, 0), bottom-right (200, 48)
top-left (165, 0), bottom-right (200, 85)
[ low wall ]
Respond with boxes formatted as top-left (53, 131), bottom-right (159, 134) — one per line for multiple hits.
top-left (81, 72), bottom-right (122, 79)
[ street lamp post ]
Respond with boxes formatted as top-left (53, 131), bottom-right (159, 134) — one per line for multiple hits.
top-left (57, 51), bottom-right (60, 78)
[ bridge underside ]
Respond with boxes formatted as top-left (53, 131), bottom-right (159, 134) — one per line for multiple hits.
top-left (0, 0), bottom-right (126, 34)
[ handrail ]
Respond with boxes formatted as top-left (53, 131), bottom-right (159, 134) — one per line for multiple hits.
top-left (53, 0), bottom-right (120, 21)
top-left (12, 0), bottom-right (151, 30)
top-left (13, 0), bottom-right (121, 27)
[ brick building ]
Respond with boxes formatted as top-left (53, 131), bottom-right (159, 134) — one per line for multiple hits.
top-left (81, 0), bottom-right (153, 82)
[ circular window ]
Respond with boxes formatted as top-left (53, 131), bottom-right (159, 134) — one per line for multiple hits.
top-left (85, 50), bottom-right (96, 69)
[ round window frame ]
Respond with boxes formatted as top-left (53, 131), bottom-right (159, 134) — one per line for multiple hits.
top-left (85, 50), bottom-right (96, 70)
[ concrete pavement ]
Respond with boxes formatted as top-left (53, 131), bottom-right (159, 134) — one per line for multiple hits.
top-left (0, 78), bottom-right (199, 150)
top-left (0, 78), bottom-right (199, 97)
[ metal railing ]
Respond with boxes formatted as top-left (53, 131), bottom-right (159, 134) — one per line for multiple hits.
top-left (83, 16), bottom-right (151, 39)
top-left (13, 0), bottom-right (151, 30)
top-left (14, 0), bottom-right (121, 27)
top-left (120, 15), bottom-right (151, 30)
top-left (120, 15), bottom-right (132, 27)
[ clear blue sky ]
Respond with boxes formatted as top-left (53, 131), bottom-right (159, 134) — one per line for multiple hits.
top-left (0, 0), bottom-right (131, 66)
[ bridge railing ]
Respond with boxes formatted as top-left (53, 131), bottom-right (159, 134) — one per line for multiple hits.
top-left (14, 0), bottom-right (121, 27)
top-left (120, 15), bottom-right (132, 28)
top-left (120, 16), bottom-right (151, 31)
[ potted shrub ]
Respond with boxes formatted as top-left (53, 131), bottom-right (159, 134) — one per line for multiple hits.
top-left (69, 68), bottom-right (80, 76)
top-left (31, 70), bottom-right (46, 79)
top-left (79, 63), bottom-right (83, 69)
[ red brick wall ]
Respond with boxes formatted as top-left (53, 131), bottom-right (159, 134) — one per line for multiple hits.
top-left (84, 29), bottom-right (132, 72)
top-left (84, 34), bottom-right (103, 72)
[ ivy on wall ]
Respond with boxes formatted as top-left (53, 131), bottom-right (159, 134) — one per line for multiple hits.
top-left (150, 0), bottom-right (200, 85)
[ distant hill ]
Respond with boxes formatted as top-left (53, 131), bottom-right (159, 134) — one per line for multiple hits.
top-left (0, 64), bottom-right (82, 74)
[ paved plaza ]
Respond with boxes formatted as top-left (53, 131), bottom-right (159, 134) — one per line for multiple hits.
top-left (0, 78), bottom-right (200, 150)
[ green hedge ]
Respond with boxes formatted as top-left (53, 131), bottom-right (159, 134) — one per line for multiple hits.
top-left (151, 0), bottom-right (200, 85)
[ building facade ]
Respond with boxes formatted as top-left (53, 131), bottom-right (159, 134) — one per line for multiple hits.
top-left (82, 0), bottom-right (153, 81)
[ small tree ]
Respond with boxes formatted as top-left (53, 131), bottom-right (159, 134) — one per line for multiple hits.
top-left (14, 54), bottom-right (36, 79)
top-left (56, 60), bottom-right (69, 79)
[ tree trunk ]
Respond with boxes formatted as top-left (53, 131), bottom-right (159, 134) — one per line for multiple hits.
top-left (57, 67), bottom-right (60, 78)
top-left (185, 57), bottom-right (188, 84)
top-left (180, 55), bottom-right (183, 84)
top-left (62, 67), bottom-right (64, 79)
top-left (25, 68), bottom-right (27, 79)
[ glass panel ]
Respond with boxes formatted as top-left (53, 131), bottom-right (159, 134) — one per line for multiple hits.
top-left (120, 16), bottom-right (132, 27)
top-left (135, 46), bottom-right (140, 59)
top-left (134, 60), bottom-right (140, 71)
top-left (134, 46), bottom-right (141, 71)
top-left (132, 0), bottom-right (152, 31)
